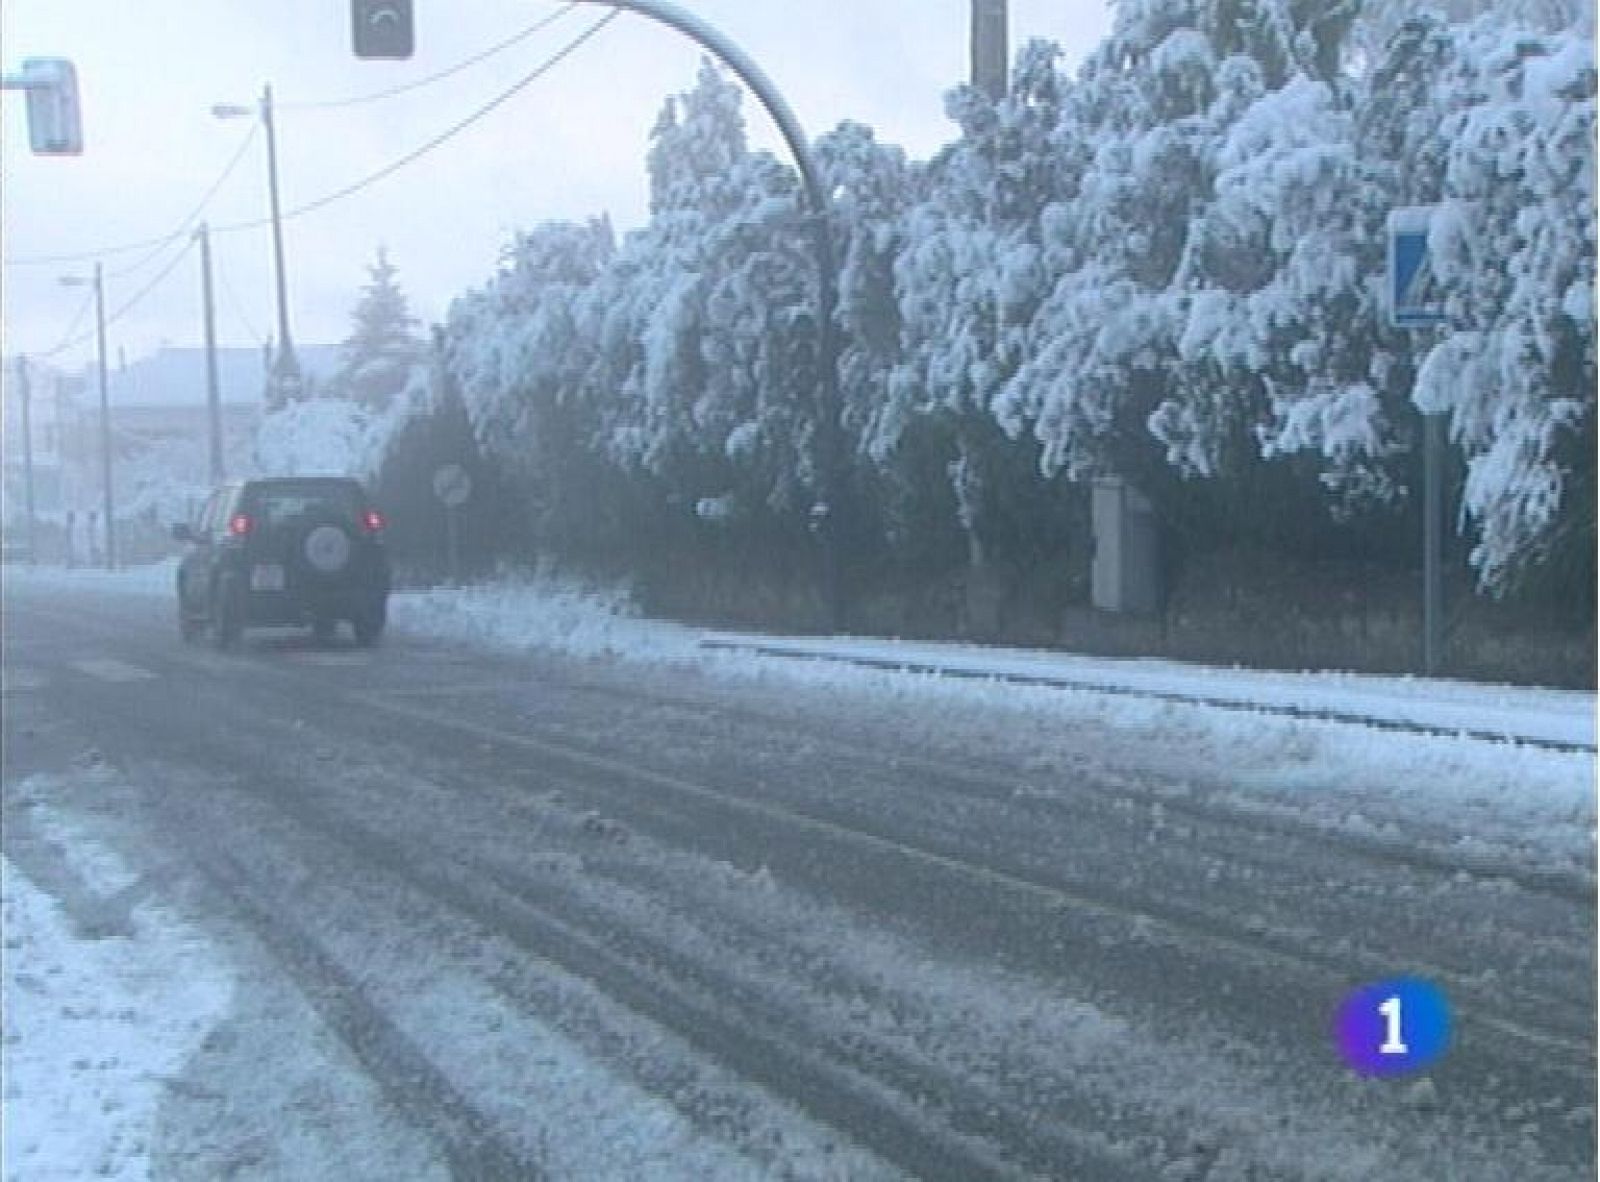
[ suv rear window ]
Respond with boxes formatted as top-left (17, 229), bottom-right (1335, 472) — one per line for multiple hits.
top-left (242, 480), bottom-right (366, 529)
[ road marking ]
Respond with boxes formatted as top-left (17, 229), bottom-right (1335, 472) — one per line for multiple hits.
top-left (289, 652), bottom-right (371, 667)
top-left (69, 658), bottom-right (157, 683)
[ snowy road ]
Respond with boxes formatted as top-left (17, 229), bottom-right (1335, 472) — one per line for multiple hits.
top-left (2, 578), bottom-right (1594, 1180)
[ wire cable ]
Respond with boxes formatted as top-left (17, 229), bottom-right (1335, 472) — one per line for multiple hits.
top-left (6, 7), bottom-right (582, 267)
top-left (5, 126), bottom-right (258, 269)
top-left (41, 237), bottom-right (197, 360)
top-left (21, 8), bottom-right (613, 362)
top-left (7, 8), bottom-right (606, 275)
top-left (106, 124), bottom-right (259, 281)
top-left (212, 10), bottom-right (618, 236)
top-left (38, 287), bottom-right (98, 360)
top-left (215, 258), bottom-right (266, 347)
top-left (282, 4), bottom-right (577, 111)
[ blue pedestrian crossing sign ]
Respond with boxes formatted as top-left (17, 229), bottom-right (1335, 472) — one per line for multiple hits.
top-left (1388, 206), bottom-right (1447, 329)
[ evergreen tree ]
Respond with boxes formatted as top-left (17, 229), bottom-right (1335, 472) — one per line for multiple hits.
top-left (888, 40), bottom-right (1075, 581)
top-left (333, 247), bottom-right (425, 412)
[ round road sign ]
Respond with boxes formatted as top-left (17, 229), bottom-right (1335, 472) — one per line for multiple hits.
top-left (432, 463), bottom-right (472, 508)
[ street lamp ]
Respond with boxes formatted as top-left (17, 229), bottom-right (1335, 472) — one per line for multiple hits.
top-left (213, 83), bottom-right (301, 407)
top-left (571, 0), bottom-right (847, 628)
top-left (58, 264), bottom-right (115, 569)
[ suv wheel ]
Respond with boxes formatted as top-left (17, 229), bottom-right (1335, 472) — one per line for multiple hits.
top-left (211, 574), bottom-right (244, 649)
top-left (351, 601), bottom-right (385, 647)
top-left (311, 616), bottom-right (338, 646)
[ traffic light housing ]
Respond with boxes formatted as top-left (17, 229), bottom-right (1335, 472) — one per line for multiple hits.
top-left (22, 58), bottom-right (82, 154)
top-left (352, 0), bottom-right (414, 59)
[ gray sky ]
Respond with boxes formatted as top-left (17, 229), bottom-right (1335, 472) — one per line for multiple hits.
top-left (2, 2), bottom-right (1113, 376)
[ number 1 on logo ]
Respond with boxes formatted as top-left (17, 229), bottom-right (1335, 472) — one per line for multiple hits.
top-left (1378, 995), bottom-right (1408, 1055)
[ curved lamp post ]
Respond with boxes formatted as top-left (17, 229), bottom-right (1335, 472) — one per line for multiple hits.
top-left (571, 0), bottom-right (846, 628)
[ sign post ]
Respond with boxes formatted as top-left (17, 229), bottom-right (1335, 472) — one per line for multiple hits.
top-left (432, 463), bottom-right (471, 586)
top-left (1388, 207), bottom-right (1448, 676)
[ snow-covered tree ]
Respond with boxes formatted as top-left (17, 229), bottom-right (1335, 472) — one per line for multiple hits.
top-left (585, 60), bottom-right (825, 530)
top-left (888, 40), bottom-right (1076, 574)
top-left (418, 6), bottom-right (1593, 617)
top-left (444, 217), bottom-right (615, 551)
top-left (332, 247), bottom-right (426, 412)
top-left (1405, 14), bottom-right (1596, 591)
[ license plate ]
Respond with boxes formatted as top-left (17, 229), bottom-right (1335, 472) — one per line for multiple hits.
top-left (250, 563), bottom-right (285, 591)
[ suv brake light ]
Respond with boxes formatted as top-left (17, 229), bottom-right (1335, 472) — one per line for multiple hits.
top-left (362, 509), bottom-right (385, 533)
top-left (227, 513), bottom-right (254, 536)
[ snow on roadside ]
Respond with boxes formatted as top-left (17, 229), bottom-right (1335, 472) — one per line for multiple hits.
top-left (391, 574), bottom-right (702, 663)
top-left (2, 810), bottom-right (234, 1182)
top-left (388, 570), bottom-right (1596, 874)
top-left (703, 631), bottom-right (1596, 749)
top-left (3, 560), bottom-right (178, 599)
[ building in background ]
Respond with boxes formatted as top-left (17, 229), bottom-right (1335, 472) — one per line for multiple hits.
top-left (2, 343), bottom-right (340, 559)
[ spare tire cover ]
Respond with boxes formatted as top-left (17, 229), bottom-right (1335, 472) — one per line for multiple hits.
top-left (304, 524), bottom-right (351, 573)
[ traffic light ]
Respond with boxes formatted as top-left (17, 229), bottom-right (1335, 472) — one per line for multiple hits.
top-left (22, 58), bottom-right (82, 154)
top-left (352, 0), bottom-right (414, 59)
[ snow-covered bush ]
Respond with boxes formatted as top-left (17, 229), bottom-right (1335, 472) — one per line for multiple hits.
top-left (254, 368), bottom-right (428, 481)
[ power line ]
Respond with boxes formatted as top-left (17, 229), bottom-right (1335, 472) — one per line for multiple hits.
top-left (4, 7), bottom-right (585, 270)
top-left (212, 10), bottom-right (619, 237)
top-left (22, 9), bottom-right (616, 365)
top-left (5, 127), bottom-right (258, 270)
top-left (39, 287), bottom-right (98, 360)
top-left (215, 257), bottom-right (266, 347)
top-left (107, 124), bottom-right (259, 281)
top-left (282, 4), bottom-right (577, 111)
top-left (42, 238), bottom-right (198, 361)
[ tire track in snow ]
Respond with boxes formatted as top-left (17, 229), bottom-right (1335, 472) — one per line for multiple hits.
top-left (172, 844), bottom-right (545, 1180)
top-left (360, 690), bottom-right (1596, 1078)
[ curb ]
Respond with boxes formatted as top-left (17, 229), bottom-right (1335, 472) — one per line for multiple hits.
top-left (699, 639), bottom-right (1597, 756)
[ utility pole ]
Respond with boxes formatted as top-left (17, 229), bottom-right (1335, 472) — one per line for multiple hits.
top-left (196, 222), bottom-right (225, 482)
top-left (93, 262), bottom-right (115, 569)
top-left (1423, 412), bottom-right (1443, 675)
top-left (215, 84), bottom-right (301, 407)
top-left (261, 83), bottom-right (302, 405)
top-left (62, 266), bottom-right (116, 568)
top-left (971, 0), bottom-right (1008, 100)
top-left (17, 356), bottom-right (38, 563)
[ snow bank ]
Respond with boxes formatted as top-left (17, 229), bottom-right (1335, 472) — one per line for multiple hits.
top-left (701, 631), bottom-right (1596, 750)
top-left (2, 801), bottom-right (233, 1181)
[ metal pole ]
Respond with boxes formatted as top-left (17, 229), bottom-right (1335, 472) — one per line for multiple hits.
top-left (17, 355), bottom-right (38, 563)
top-left (1423, 411), bottom-right (1444, 675)
top-left (93, 262), bottom-right (115, 569)
top-left (261, 83), bottom-right (301, 405)
top-left (971, 0), bottom-right (1008, 100)
top-left (197, 222), bottom-right (225, 482)
top-left (446, 504), bottom-right (460, 587)
top-left (570, 0), bottom-right (845, 628)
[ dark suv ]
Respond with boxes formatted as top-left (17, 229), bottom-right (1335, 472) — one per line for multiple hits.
top-left (174, 477), bottom-right (391, 648)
